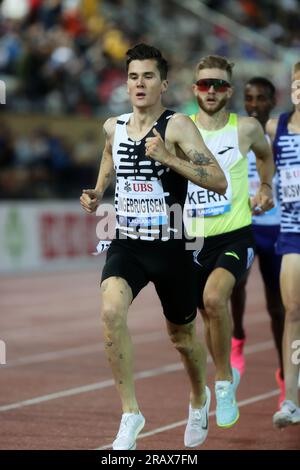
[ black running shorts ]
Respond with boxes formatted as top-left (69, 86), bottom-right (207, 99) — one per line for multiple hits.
top-left (101, 238), bottom-right (198, 325)
top-left (194, 225), bottom-right (256, 309)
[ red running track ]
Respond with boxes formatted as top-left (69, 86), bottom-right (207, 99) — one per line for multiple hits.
top-left (0, 259), bottom-right (299, 450)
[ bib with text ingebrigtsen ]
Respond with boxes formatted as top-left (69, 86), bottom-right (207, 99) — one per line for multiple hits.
top-left (117, 178), bottom-right (168, 227)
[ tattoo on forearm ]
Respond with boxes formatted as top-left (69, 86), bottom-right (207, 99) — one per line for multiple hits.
top-left (178, 159), bottom-right (210, 183)
top-left (188, 150), bottom-right (214, 165)
top-left (193, 167), bottom-right (209, 182)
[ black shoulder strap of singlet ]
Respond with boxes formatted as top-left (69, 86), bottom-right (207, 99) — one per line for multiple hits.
top-left (148, 109), bottom-right (176, 140)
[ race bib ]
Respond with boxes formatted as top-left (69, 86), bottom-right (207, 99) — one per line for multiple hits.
top-left (93, 240), bottom-right (112, 255)
top-left (186, 172), bottom-right (232, 217)
top-left (117, 178), bottom-right (168, 227)
top-left (280, 166), bottom-right (300, 203)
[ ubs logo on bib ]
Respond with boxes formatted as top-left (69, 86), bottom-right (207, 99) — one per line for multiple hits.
top-left (124, 182), bottom-right (131, 192)
top-left (132, 183), bottom-right (153, 192)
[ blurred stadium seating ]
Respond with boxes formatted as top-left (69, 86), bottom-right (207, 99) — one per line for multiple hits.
top-left (1, 0), bottom-right (299, 199)
top-left (0, 0), bottom-right (299, 272)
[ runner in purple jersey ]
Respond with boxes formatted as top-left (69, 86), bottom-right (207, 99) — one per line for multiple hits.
top-left (267, 62), bottom-right (300, 428)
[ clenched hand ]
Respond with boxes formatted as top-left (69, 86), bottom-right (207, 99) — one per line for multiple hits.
top-left (251, 184), bottom-right (274, 216)
top-left (145, 128), bottom-right (170, 165)
top-left (80, 189), bottom-right (102, 213)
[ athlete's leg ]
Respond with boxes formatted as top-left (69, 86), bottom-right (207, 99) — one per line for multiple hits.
top-left (229, 272), bottom-right (248, 376)
top-left (166, 318), bottom-right (207, 408)
top-left (199, 307), bottom-right (214, 362)
top-left (258, 250), bottom-right (284, 375)
top-left (101, 276), bottom-right (138, 413)
top-left (280, 254), bottom-right (300, 406)
top-left (201, 268), bottom-right (240, 428)
top-left (265, 284), bottom-right (285, 374)
top-left (230, 271), bottom-right (249, 340)
top-left (202, 267), bottom-right (236, 381)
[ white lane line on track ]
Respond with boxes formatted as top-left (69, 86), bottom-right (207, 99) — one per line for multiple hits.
top-left (96, 389), bottom-right (279, 450)
top-left (4, 311), bottom-right (270, 368)
top-left (5, 331), bottom-right (166, 367)
top-left (0, 340), bottom-right (274, 412)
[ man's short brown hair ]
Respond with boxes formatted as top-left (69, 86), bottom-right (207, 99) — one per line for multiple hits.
top-left (195, 55), bottom-right (234, 80)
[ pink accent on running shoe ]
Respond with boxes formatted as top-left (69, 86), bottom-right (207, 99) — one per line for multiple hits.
top-left (230, 337), bottom-right (246, 376)
top-left (275, 368), bottom-right (285, 409)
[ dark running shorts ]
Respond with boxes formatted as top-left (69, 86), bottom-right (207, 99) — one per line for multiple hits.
top-left (193, 225), bottom-right (256, 309)
top-left (276, 232), bottom-right (300, 255)
top-left (101, 238), bottom-right (198, 325)
top-left (253, 224), bottom-right (282, 290)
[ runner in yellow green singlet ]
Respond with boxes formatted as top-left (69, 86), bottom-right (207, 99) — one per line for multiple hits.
top-left (184, 55), bottom-right (275, 429)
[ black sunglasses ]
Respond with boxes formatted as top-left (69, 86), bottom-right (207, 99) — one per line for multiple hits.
top-left (196, 78), bottom-right (231, 92)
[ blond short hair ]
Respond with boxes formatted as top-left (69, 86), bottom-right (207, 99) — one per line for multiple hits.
top-left (195, 55), bottom-right (234, 80)
top-left (293, 61), bottom-right (300, 75)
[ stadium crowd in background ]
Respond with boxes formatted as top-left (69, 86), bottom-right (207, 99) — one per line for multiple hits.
top-left (1, 0), bottom-right (300, 199)
top-left (1, 0), bottom-right (300, 117)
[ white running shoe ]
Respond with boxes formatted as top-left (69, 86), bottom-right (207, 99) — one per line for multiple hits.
top-left (112, 412), bottom-right (145, 450)
top-left (184, 386), bottom-right (211, 447)
top-left (273, 400), bottom-right (300, 428)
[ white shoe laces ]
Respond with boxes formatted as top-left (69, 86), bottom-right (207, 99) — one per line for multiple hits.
top-left (116, 414), bottom-right (136, 438)
top-left (189, 408), bottom-right (203, 428)
top-left (216, 384), bottom-right (233, 408)
top-left (189, 400), bottom-right (209, 430)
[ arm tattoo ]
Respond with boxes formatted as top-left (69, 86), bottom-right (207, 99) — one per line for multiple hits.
top-left (179, 159), bottom-right (210, 183)
top-left (193, 166), bottom-right (209, 182)
top-left (188, 150), bottom-right (214, 166)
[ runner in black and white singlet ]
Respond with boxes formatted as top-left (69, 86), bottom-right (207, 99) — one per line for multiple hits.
top-left (112, 109), bottom-right (186, 241)
top-left (267, 62), bottom-right (300, 428)
top-left (230, 78), bottom-right (285, 409)
top-left (80, 44), bottom-right (227, 450)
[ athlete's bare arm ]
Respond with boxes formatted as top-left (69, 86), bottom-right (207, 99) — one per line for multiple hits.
top-left (248, 117), bottom-right (275, 186)
top-left (266, 117), bottom-right (279, 143)
top-left (145, 114), bottom-right (227, 194)
top-left (239, 116), bottom-right (274, 213)
top-left (80, 117), bottom-right (116, 213)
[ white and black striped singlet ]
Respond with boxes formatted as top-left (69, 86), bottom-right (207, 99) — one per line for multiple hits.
top-left (113, 109), bottom-right (187, 241)
top-left (273, 112), bottom-right (300, 233)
